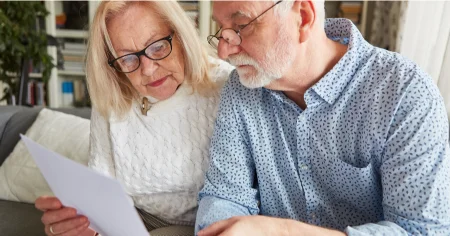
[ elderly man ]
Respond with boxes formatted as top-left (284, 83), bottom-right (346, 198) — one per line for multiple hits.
top-left (196, 0), bottom-right (450, 235)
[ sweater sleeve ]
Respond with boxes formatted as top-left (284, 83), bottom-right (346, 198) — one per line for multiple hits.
top-left (87, 108), bottom-right (116, 178)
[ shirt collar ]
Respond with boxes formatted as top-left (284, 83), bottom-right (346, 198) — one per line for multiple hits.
top-left (264, 19), bottom-right (373, 107)
top-left (309, 18), bottom-right (374, 105)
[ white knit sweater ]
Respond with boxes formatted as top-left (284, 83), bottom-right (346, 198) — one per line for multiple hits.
top-left (88, 58), bottom-right (233, 225)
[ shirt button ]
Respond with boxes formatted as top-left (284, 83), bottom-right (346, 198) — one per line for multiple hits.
top-left (301, 165), bottom-right (309, 170)
top-left (311, 213), bottom-right (316, 219)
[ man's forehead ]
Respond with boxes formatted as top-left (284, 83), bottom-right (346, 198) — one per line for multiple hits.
top-left (212, 1), bottom-right (270, 23)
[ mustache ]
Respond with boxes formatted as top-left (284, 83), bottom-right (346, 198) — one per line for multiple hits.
top-left (228, 54), bottom-right (260, 68)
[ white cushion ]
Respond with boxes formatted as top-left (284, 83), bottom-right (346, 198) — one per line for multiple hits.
top-left (0, 108), bottom-right (90, 203)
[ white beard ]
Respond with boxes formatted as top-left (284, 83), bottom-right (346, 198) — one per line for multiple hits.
top-left (228, 22), bottom-right (296, 89)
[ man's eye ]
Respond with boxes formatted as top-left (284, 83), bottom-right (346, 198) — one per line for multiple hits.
top-left (232, 23), bottom-right (246, 30)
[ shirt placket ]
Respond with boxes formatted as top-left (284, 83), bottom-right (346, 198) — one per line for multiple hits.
top-left (296, 111), bottom-right (320, 225)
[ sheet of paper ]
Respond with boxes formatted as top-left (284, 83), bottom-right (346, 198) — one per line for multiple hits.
top-left (20, 134), bottom-right (148, 236)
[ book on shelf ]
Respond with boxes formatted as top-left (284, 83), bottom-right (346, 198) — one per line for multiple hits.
top-left (339, 1), bottom-right (362, 25)
top-left (60, 41), bottom-right (86, 71)
top-left (63, 55), bottom-right (84, 62)
top-left (62, 81), bottom-right (74, 107)
top-left (0, 82), bottom-right (5, 105)
top-left (26, 80), bottom-right (46, 106)
top-left (63, 62), bottom-right (85, 71)
top-left (339, 1), bottom-right (363, 14)
top-left (64, 42), bottom-right (87, 51)
top-left (61, 49), bottom-right (85, 56)
top-left (60, 80), bottom-right (89, 107)
top-left (73, 80), bottom-right (87, 103)
top-left (27, 81), bottom-right (35, 105)
top-left (35, 82), bottom-right (45, 106)
top-left (22, 76), bottom-right (88, 108)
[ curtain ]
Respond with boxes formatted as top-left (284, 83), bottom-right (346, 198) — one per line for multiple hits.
top-left (437, 36), bottom-right (450, 117)
top-left (396, 1), bottom-right (450, 117)
top-left (369, 1), bottom-right (408, 52)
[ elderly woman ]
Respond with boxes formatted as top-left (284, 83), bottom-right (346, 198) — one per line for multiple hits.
top-left (34, 1), bottom-right (232, 236)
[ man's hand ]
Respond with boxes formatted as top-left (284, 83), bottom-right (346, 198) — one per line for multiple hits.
top-left (197, 215), bottom-right (288, 236)
top-left (197, 215), bottom-right (347, 236)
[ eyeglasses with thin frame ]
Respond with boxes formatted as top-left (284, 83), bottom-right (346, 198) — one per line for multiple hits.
top-left (108, 33), bottom-right (174, 73)
top-left (207, 0), bottom-right (283, 49)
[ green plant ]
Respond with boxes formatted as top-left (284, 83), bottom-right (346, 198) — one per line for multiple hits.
top-left (0, 1), bottom-right (54, 103)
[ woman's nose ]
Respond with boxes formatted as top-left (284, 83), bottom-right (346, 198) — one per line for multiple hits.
top-left (140, 56), bottom-right (158, 76)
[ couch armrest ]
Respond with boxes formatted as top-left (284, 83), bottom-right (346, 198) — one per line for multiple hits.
top-left (0, 106), bottom-right (42, 166)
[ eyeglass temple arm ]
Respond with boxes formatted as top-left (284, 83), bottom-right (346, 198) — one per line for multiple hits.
top-left (240, 0), bottom-right (283, 31)
top-left (209, 0), bottom-right (282, 39)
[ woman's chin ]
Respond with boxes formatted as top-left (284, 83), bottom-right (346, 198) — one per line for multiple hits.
top-left (143, 88), bottom-right (177, 101)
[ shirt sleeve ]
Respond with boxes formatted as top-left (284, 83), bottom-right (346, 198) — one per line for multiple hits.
top-left (195, 77), bottom-right (260, 233)
top-left (87, 108), bottom-right (116, 178)
top-left (345, 72), bottom-right (450, 235)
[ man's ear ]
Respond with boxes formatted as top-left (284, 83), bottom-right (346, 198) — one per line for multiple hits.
top-left (293, 0), bottom-right (317, 43)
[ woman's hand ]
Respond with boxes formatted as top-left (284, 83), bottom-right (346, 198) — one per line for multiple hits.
top-left (35, 196), bottom-right (95, 236)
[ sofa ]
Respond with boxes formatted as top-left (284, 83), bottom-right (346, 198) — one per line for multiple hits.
top-left (0, 105), bottom-right (92, 236)
top-left (0, 105), bottom-right (195, 236)
top-left (1, 105), bottom-right (448, 236)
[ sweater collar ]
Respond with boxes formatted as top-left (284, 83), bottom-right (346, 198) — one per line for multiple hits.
top-left (139, 81), bottom-right (195, 115)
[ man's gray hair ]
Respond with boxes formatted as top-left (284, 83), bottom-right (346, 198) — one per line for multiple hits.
top-left (274, 0), bottom-right (325, 27)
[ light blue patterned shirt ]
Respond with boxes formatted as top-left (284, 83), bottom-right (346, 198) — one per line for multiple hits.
top-left (196, 19), bottom-right (450, 235)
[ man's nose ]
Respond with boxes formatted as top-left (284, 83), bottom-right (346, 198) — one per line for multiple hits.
top-left (217, 39), bottom-right (241, 60)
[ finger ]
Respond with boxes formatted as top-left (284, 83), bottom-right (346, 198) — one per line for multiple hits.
top-left (48, 216), bottom-right (88, 235)
top-left (41, 207), bottom-right (78, 225)
top-left (35, 196), bottom-right (62, 212)
top-left (60, 221), bottom-right (90, 236)
top-left (198, 217), bottom-right (238, 236)
top-left (45, 221), bottom-right (89, 236)
top-left (45, 225), bottom-right (53, 236)
top-left (45, 224), bottom-right (61, 236)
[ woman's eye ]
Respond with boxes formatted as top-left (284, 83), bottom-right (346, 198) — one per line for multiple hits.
top-left (120, 56), bottom-right (135, 65)
top-left (152, 44), bottom-right (164, 52)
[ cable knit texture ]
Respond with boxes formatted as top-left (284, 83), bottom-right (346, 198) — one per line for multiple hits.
top-left (88, 58), bottom-right (233, 225)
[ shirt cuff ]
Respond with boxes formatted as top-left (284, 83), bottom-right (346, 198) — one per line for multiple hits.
top-left (195, 196), bottom-right (254, 234)
top-left (345, 221), bottom-right (408, 236)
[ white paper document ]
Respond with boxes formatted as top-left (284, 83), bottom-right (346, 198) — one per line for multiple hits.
top-left (20, 134), bottom-right (148, 236)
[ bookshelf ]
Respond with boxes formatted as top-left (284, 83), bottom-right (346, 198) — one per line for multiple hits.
top-left (55, 29), bottom-right (89, 39)
top-left (44, 1), bottom-right (212, 108)
top-left (44, 1), bottom-right (97, 108)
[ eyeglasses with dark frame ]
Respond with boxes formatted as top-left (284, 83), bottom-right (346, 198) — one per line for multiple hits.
top-left (108, 33), bottom-right (174, 73)
top-left (207, 0), bottom-right (283, 49)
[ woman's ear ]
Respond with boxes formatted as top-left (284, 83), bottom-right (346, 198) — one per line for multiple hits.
top-left (295, 0), bottom-right (316, 43)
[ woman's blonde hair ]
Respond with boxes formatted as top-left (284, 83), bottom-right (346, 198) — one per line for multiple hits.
top-left (86, 0), bottom-right (213, 118)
